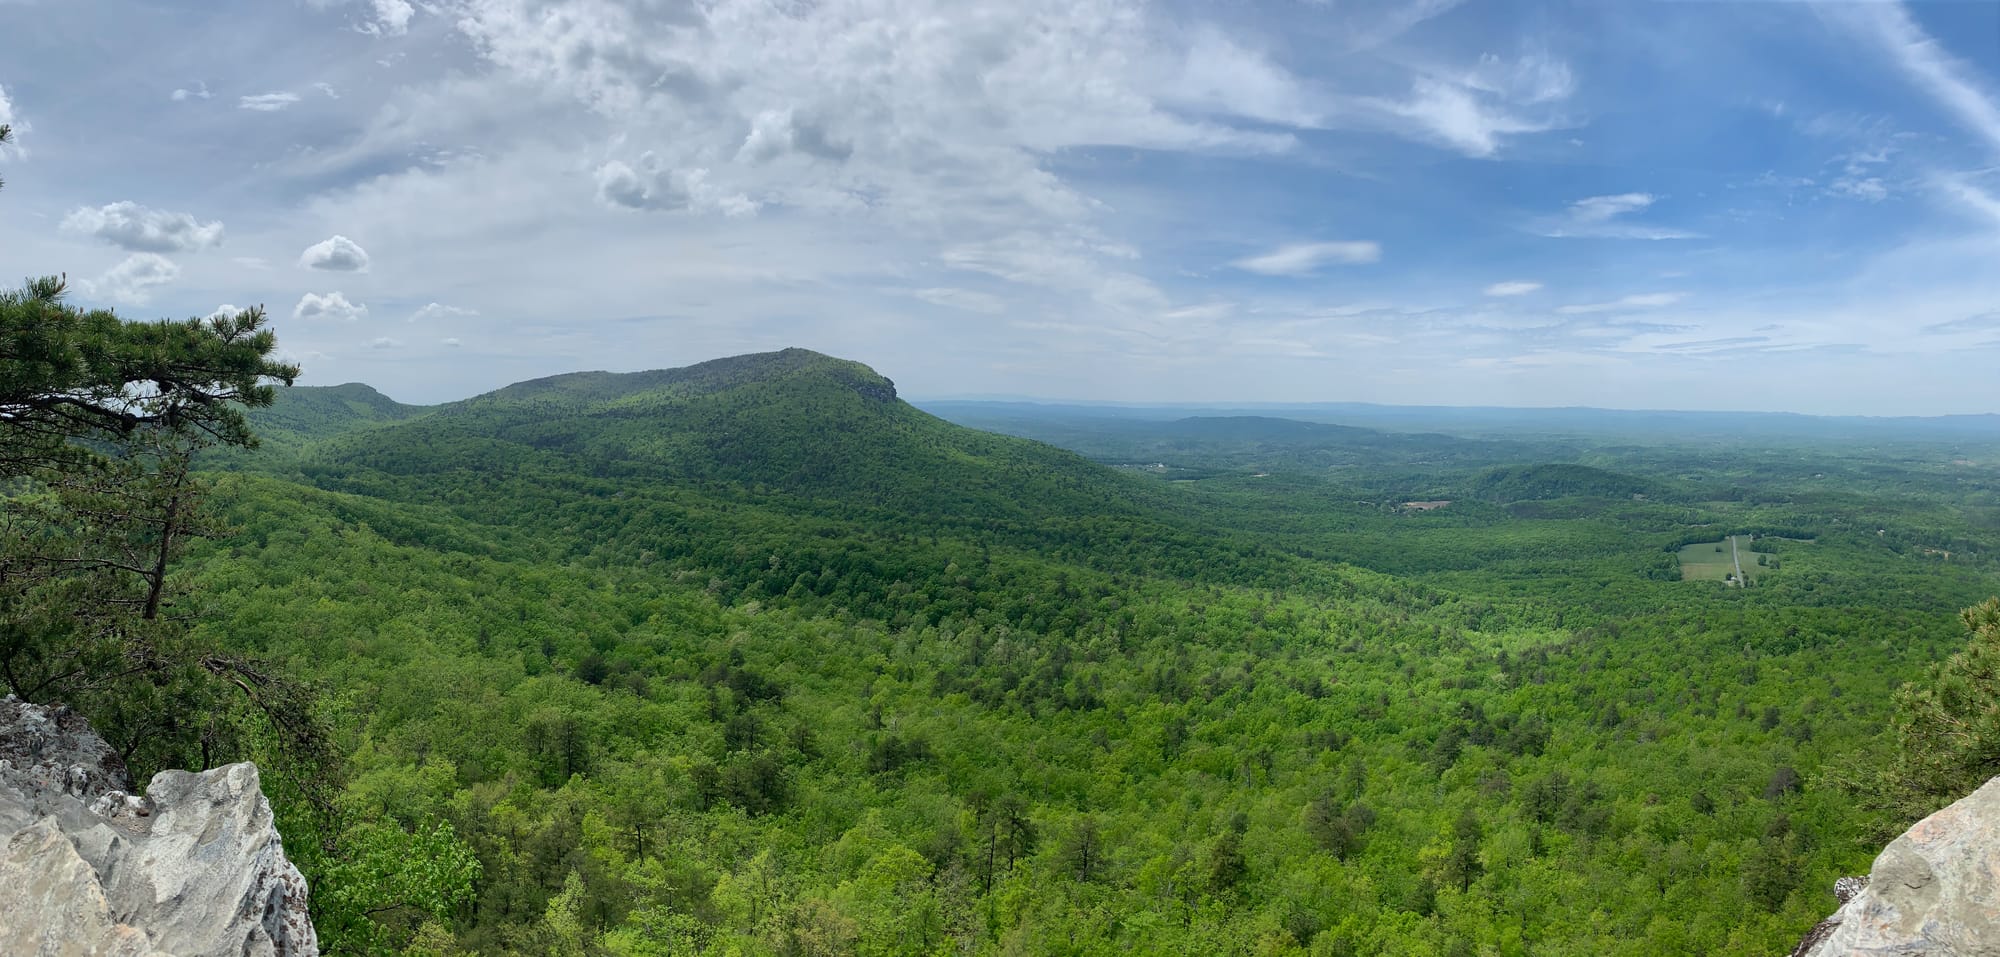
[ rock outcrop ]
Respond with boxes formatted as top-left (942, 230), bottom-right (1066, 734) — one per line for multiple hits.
top-left (0, 695), bottom-right (318, 956)
top-left (1798, 775), bottom-right (2000, 956)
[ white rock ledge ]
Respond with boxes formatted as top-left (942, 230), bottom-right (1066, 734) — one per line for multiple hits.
top-left (1800, 775), bottom-right (2000, 957)
top-left (0, 696), bottom-right (318, 957)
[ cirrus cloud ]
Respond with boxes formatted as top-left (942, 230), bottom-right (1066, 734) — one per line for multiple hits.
top-left (1232, 241), bottom-right (1382, 276)
top-left (1557, 292), bottom-right (1685, 315)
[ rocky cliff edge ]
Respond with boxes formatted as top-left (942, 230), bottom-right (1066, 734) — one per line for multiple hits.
top-left (0, 694), bottom-right (318, 957)
top-left (1798, 775), bottom-right (2000, 956)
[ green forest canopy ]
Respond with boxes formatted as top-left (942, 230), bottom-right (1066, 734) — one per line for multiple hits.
top-left (9, 330), bottom-right (2000, 955)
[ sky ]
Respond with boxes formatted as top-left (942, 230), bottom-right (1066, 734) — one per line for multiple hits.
top-left (3, 0), bottom-right (2000, 414)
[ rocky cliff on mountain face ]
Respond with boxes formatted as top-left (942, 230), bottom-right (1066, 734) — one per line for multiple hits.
top-left (0, 695), bottom-right (318, 957)
top-left (1796, 775), bottom-right (2000, 956)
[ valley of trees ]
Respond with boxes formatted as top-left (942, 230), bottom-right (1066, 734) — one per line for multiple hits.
top-left (10, 144), bottom-right (2000, 954)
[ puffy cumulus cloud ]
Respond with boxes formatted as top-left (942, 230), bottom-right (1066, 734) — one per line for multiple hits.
top-left (410, 302), bottom-right (478, 322)
top-left (363, 0), bottom-right (413, 36)
top-left (1232, 241), bottom-right (1381, 276)
top-left (735, 109), bottom-right (853, 165)
top-left (1484, 280), bottom-right (1542, 297)
top-left (1536, 194), bottom-right (1701, 240)
top-left (208, 304), bottom-right (247, 319)
top-left (170, 82), bottom-right (211, 102)
top-left (593, 158), bottom-right (757, 216)
top-left (1557, 292), bottom-right (1685, 315)
top-left (61, 201), bottom-right (224, 252)
top-left (294, 291), bottom-right (368, 321)
top-left (78, 254), bottom-right (179, 304)
top-left (238, 92), bottom-right (300, 112)
top-left (299, 235), bottom-right (372, 271)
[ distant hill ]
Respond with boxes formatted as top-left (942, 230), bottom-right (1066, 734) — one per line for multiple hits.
top-left (300, 348), bottom-right (1151, 525)
top-left (1468, 463), bottom-right (1663, 502)
top-left (918, 404), bottom-right (1539, 480)
top-left (1159, 415), bottom-right (1386, 444)
top-left (920, 398), bottom-right (2000, 445)
top-left (236, 382), bottom-right (429, 455)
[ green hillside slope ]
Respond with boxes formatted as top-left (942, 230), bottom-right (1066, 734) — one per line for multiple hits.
top-left (233, 382), bottom-right (430, 455)
top-left (164, 349), bottom-right (1998, 957)
top-left (308, 349), bottom-right (1143, 523)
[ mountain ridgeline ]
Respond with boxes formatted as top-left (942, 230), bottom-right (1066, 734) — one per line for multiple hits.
top-left (186, 347), bottom-right (2000, 955)
top-left (270, 349), bottom-right (1146, 526)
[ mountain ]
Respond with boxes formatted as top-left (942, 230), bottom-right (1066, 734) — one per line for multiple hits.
top-left (299, 348), bottom-right (1149, 525)
top-left (242, 382), bottom-right (428, 453)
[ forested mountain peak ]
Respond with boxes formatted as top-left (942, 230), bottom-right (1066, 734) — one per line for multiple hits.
top-left (463, 348), bottom-right (896, 410)
top-left (236, 382), bottom-right (428, 454)
top-left (293, 349), bottom-right (1149, 528)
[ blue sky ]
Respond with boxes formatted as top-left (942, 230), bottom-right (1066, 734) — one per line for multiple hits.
top-left (3, 0), bottom-right (1999, 413)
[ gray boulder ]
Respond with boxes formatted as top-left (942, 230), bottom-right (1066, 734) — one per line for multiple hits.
top-left (1799, 775), bottom-right (2000, 956)
top-left (0, 695), bottom-right (318, 957)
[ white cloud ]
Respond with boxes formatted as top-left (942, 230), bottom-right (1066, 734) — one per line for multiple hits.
top-left (1832, 177), bottom-right (1889, 202)
top-left (410, 302), bottom-right (478, 322)
top-left (294, 291), bottom-right (368, 321)
top-left (299, 235), bottom-right (372, 271)
top-left (170, 81), bottom-right (211, 102)
top-left (78, 254), bottom-right (180, 305)
top-left (365, 336), bottom-right (403, 350)
top-left (362, 0), bottom-right (413, 36)
top-left (239, 92), bottom-right (301, 112)
top-left (1557, 292), bottom-right (1685, 315)
top-left (1232, 241), bottom-right (1381, 276)
top-left (441, 337), bottom-right (462, 347)
top-left (1571, 193), bottom-right (1655, 223)
top-left (312, 82), bottom-right (339, 100)
top-left (1836, 2), bottom-right (2000, 155)
top-left (208, 304), bottom-right (246, 319)
top-left (1484, 280), bottom-right (1542, 297)
top-left (1934, 174), bottom-right (2000, 228)
top-left (736, 109), bottom-right (852, 164)
top-left (0, 83), bottom-right (25, 159)
top-left (1380, 78), bottom-right (1551, 158)
top-left (1537, 193), bottom-right (1701, 240)
top-left (61, 201), bottom-right (224, 252)
top-left (914, 288), bottom-right (1006, 314)
top-left (1370, 52), bottom-right (1574, 158)
top-left (593, 158), bottom-right (758, 216)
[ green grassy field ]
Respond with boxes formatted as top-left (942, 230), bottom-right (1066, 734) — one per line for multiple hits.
top-left (1679, 535), bottom-right (1759, 582)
